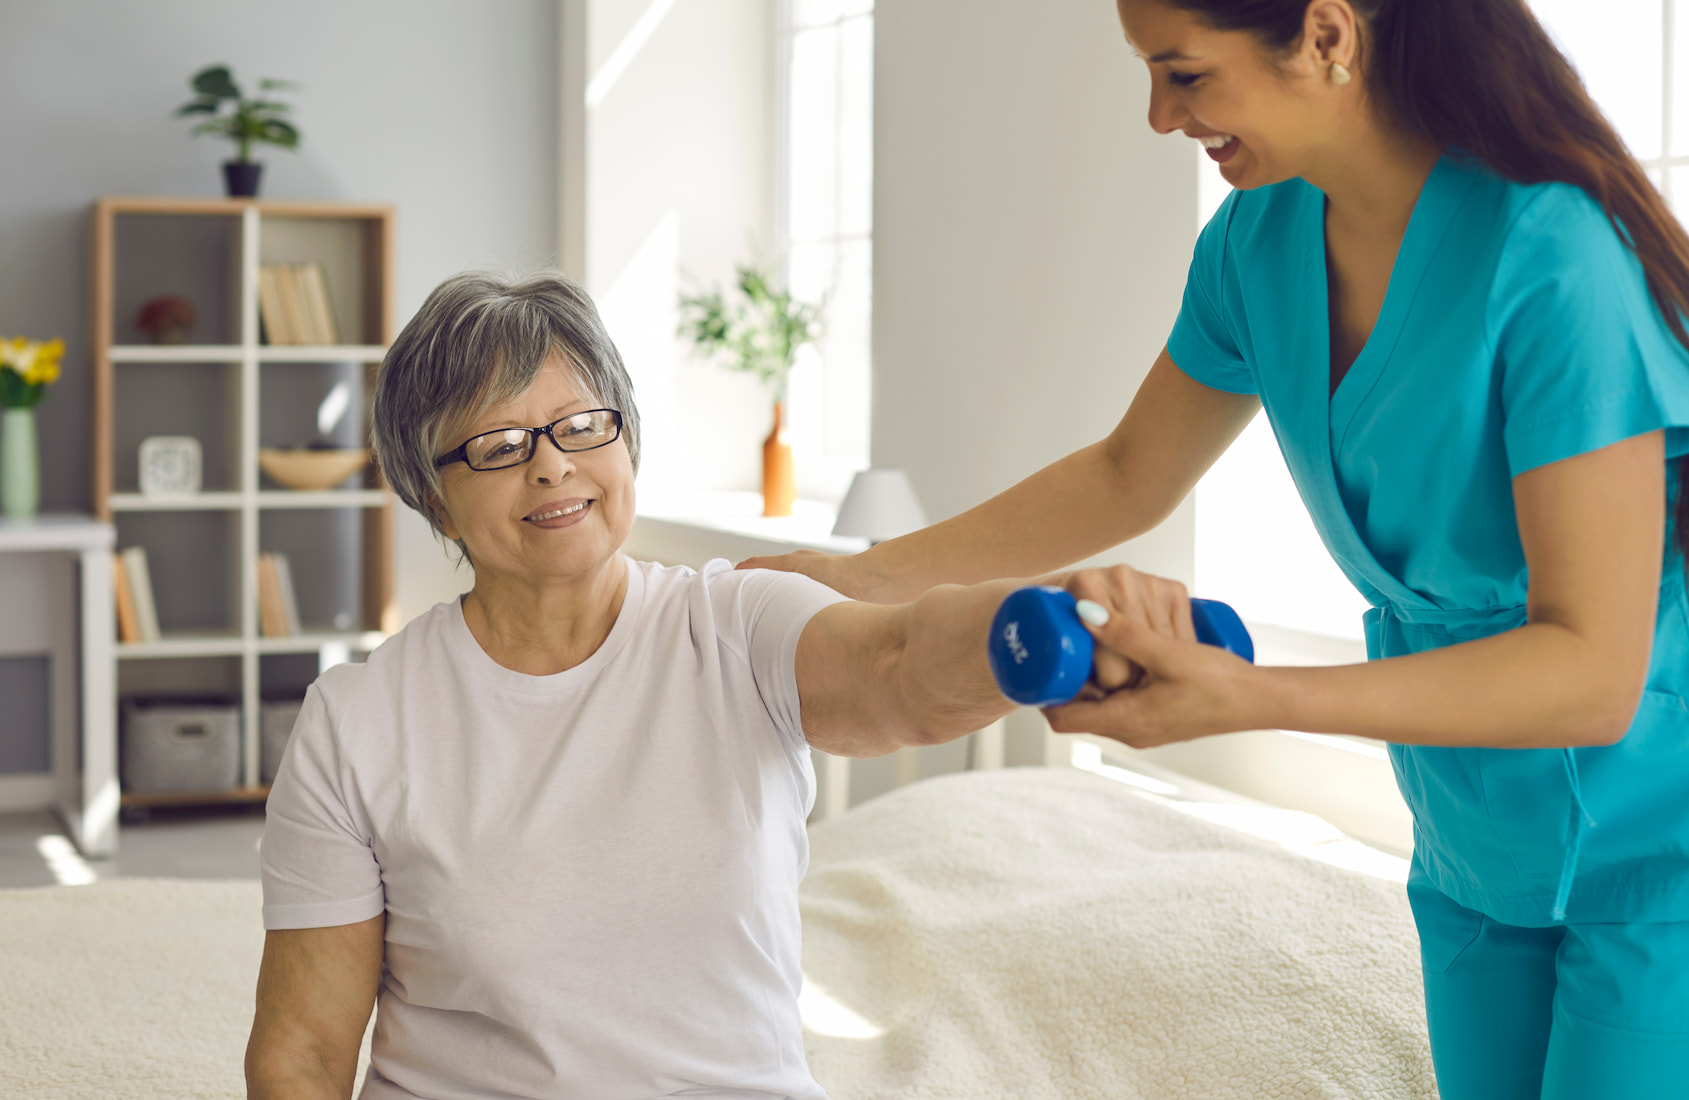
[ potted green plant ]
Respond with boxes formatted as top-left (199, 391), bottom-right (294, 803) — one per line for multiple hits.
top-left (679, 264), bottom-right (822, 516)
top-left (175, 64), bottom-right (301, 198)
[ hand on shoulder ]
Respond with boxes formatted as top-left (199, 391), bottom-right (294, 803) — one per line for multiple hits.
top-left (738, 549), bottom-right (886, 601)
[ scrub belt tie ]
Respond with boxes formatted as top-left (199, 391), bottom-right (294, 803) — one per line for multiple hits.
top-left (1372, 601), bottom-right (1595, 923)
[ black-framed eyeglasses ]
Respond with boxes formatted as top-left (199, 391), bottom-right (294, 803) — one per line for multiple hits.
top-left (434, 409), bottom-right (624, 471)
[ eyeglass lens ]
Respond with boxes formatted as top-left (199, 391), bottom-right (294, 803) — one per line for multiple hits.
top-left (462, 410), bottom-right (619, 470)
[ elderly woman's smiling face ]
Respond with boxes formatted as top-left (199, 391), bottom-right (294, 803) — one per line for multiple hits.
top-left (433, 351), bottom-right (636, 588)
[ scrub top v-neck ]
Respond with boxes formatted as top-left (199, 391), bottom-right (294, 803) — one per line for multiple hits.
top-left (1168, 151), bottom-right (1689, 925)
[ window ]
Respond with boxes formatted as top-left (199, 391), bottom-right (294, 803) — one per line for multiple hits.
top-left (1531, 1), bottom-right (1681, 205)
top-left (777, 0), bottom-right (874, 503)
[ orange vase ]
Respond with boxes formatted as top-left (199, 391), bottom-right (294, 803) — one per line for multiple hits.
top-left (762, 401), bottom-right (795, 517)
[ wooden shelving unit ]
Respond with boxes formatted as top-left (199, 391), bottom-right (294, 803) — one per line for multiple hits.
top-left (90, 196), bottom-right (399, 803)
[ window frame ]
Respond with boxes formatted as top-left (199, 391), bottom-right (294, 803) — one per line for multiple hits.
top-left (772, 0), bottom-right (876, 502)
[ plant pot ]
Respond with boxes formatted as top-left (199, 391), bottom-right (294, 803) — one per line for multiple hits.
top-left (2, 407), bottom-right (41, 519)
top-left (223, 160), bottom-right (263, 198)
top-left (762, 401), bottom-right (795, 518)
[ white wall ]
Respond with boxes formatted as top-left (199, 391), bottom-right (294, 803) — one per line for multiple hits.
top-left (0, 0), bottom-right (560, 631)
top-left (581, 0), bottom-right (779, 504)
top-left (870, 1), bottom-right (1199, 773)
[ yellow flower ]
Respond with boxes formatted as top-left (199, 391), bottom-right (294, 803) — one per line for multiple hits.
top-left (1, 337), bottom-right (64, 386)
top-left (24, 339), bottom-right (63, 386)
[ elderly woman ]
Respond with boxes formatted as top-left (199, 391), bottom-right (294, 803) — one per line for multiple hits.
top-left (243, 270), bottom-right (1151, 1100)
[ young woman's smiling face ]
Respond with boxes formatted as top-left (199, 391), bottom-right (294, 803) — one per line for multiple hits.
top-left (1117, 0), bottom-right (1357, 191)
top-left (433, 351), bottom-right (636, 591)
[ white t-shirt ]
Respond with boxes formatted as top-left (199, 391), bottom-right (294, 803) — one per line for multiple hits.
top-left (260, 557), bottom-right (846, 1100)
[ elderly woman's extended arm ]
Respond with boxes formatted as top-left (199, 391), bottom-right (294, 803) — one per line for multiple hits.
top-left (246, 915), bottom-right (384, 1099)
top-left (795, 579), bottom-right (1031, 757)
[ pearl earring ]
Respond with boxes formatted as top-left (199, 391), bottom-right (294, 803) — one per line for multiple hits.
top-left (1331, 62), bottom-right (1352, 85)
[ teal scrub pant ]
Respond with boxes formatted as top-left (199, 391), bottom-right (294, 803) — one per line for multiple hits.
top-left (1407, 865), bottom-right (1689, 1099)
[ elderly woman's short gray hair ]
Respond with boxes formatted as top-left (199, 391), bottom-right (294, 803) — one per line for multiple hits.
top-left (372, 269), bottom-right (641, 543)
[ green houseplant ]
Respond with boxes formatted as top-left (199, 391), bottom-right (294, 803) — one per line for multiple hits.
top-left (678, 264), bottom-right (822, 517)
top-left (175, 64), bottom-right (301, 198)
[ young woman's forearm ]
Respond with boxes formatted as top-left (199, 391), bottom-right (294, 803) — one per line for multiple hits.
top-left (855, 442), bottom-right (1160, 603)
top-left (1253, 622), bottom-right (1647, 748)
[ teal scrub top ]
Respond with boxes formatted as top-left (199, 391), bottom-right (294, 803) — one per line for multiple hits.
top-left (1168, 152), bottom-right (1689, 926)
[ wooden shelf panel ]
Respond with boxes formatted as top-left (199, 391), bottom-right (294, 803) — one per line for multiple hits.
top-left (99, 196), bottom-right (393, 218)
top-left (108, 344), bottom-right (388, 363)
top-left (256, 630), bottom-right (386, 655)
top-left (121, 786), bottom-right (270, 810)
top-left (257, 345), bottom-right (387, 362)
top-left (109, 491), bottom-right (387, 511)
top-left (109, 345), bottom-right (243, 363)
top-left (109, 492), bottom-right (243, 512)
top-left (117, 632), bottom-right (246, 660)
top-left (257, 489), bottom-right (389, 509)
top-left (117, 629), bottom-right (385, 659)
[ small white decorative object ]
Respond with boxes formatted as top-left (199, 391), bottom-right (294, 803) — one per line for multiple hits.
top-left (832, 468), bottom-right (929, 543)
top-left (138, 435), bottom-right (202, 497)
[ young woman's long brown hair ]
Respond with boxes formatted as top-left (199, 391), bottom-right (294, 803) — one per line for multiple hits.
top-left (1169, 0), bottom-right (1689, 559)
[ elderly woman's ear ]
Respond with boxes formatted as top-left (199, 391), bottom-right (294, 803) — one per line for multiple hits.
top-left (429, 495), bottom-right (465, 546)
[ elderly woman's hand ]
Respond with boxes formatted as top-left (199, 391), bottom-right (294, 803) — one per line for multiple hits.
top-left (1048, 565), bottom-right (1260, 748)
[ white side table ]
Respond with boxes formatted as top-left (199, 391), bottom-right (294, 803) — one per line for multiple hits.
top-left (0, 515), bottom-right (117, 856)
top-left (625, 492), bottom-right (1006, 822)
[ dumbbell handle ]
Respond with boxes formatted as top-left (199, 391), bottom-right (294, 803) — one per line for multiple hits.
top-left (988, 586), bottom-right (1254, 708)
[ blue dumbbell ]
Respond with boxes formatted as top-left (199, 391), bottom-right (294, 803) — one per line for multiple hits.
top-left (988, 586), bottom-right (1254, 707)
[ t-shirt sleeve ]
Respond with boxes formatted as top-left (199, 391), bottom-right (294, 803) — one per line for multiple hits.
top-left (259, 680), bottom-right (385, 930)
top-left (1492, 184), bottom-right (1689, 476)
top-left (1166, 189), bottom-right (1258, 395)
top-left (702, 559), bottom-right (848, 750)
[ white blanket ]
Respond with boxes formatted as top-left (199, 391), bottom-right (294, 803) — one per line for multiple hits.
top-left (0, 767), bottom-right (1435, 1099)
top-left (799, 767), bottom-right (1436, 1100)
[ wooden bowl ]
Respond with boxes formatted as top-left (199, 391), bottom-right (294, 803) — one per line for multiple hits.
top-left (258, 448), bottom-right (370, 491)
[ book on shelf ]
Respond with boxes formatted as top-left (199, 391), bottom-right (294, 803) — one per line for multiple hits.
top-left (112, 555), bottom-right (140, 643)
top-left (257, 265), bottom-right (294, 346)
top-left (257, 552), bottom-right (302, 636)
top-left (258, 262), bottom-right (338, 346)
top-left (272, 553), bottom-right (302, 634)
top-left (297, 262), bottom-right (339, 345)
top-left (119, 546), bottom-right (160, 642)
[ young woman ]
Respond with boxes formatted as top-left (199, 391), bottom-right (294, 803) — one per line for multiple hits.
top-left (745, 1), bottom-right (1689, 1095)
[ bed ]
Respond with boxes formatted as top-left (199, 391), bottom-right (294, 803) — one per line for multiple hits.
top-left (0, 766), bottom-right (1434, 1098)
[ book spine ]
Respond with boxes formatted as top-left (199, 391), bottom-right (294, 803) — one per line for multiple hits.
top-left (112, 554), bottom-right (140, 644)
top-left (257, 553), bottom-right (285, 637)
top-left (281, 264), bottom-right (314, 346)
top-left (122, 546), bottom-right (161, 642)
top-left (271, 553), bottom-right (302, 635)
top-left (300, 262), bottom-right (338, 346)
top-left (257, 265), bottom-right (292, 346)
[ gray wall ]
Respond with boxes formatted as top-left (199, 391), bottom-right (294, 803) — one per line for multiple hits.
top-left (0, 0), bottom-right (560, 624)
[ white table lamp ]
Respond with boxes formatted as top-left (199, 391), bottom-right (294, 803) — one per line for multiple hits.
top-left (832, 468), bottom-right (928, 543)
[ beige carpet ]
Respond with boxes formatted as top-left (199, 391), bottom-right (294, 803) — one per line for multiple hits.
top-left (1, 769), bottom-right (1434, 1099)
top-left (2, 878), bottom-right (272, 1098)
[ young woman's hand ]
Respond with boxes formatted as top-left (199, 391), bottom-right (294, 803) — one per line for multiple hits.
top-left (1050, 565), bottom-right (1261, 747)
top-left (738, 549), bottom-right (894, 602)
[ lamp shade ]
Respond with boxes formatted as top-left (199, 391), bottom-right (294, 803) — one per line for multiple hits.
top-left (832, 468), bottom-right (928, 541)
